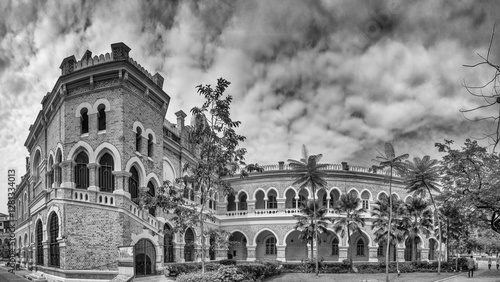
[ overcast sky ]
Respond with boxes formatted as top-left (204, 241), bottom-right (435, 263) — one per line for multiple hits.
top-left (1, 0), bottom-right (500, 214)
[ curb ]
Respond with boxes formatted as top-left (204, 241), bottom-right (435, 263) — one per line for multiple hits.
top-left (433, 272), bottom-right (466, 282)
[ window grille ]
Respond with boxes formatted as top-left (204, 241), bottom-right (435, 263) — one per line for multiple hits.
top-left (136, 128), bottom-right (142, 152)
top-left (332, 238), bottom-right (339, 255)
top-left (129, 167), bottom-right (139, 200)
top-left (98, 106), bottom-right (106, 130)
top-left (265, 237), bottom-right (277, 255)
top-left (377, 244), bottom-right (384, 256)
top-left (147, 182), bottom-right (155, 216)
top-left (74, 152), bottom-right (89, 189)
top-left (36, 221), bottom-right (43, 265)
top-left (99, 153), bottom-right (114, 192)
top-left (81, 109), bottom-right (89, 133)
top-left (184, 229), bottom-right (195, 262)
top-left (49, 213), bottom-right (60, 267)
top-left (362, 200), bottom-right (369, 210)
top-left (267, 195), bottom-right (277, 209)
top-left (356, 239), bottom-right (364, 256)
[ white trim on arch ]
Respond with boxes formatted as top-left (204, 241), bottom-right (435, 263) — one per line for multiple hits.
top-left (252, 188), bottom-right (266, 201)
top-left (94, 142), bottom-right (122, 170)
top-left (253, 228), bottom-right (280, 246)
top-left (46, 205), bottom-right (62, 239)
top-left (75, 102), bottom-right (94, 117)
top-left (125, 157), bottom-right (147, 187)
top-left (315, 187), bottom-right (329, 199)
top-left (283, 186), bottom-right (297, 197)
top-left (236, 190), bottom-right (249, 199)
top-left (404, 195), bottom-right (414, 203)
top-left (183, 227), bottom-right (198, 244)
top-left (229, 229), bottom-right (250, 243)
top-left (67, 141), bottom-right (95, 163)
top-left (349, 229), bottom-right (373, 247)
top-left (55, 143), bottom-right (64, 161)
top-left (346, 187), bottom-right (360, 197)
top-left (92, 98), bottom-right (111, 113)
top-left (391, 192), bottom-right (401, 200)
top-left (133, 121), bottom-right (146, 137)
top-left (360, 189), bottom-right (373, 201)
top-left (145, 128), bottom-right (157, 144)
top-left (266, 187), bottom-right (280, 199)
top-left (376, 191), bottom-right (389, 200)
top-left (145, 173), bottom-right (161, 188)
top-left (162, 157), bottom-right (177, 183)
top-left (31, 146), bottom-right (43, 172)
top-left (47, 151), bottom-right (55, 171)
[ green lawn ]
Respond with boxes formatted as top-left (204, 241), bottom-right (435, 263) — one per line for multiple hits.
top-left (263, 272), bottom-right (461, 282)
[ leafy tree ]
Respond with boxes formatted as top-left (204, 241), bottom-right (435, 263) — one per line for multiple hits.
top-left (436, 139), bottom-right (500, 235)
top-left (373, 143), bottom-right (408, 282)
top-left (288, 145), bottom-right (328, 275)
top-left (401, 197), bottom-right (433, 262)
top-left (333, 192), bottom-right (366, 272)
top-left (294, 199), bottom-right (333, 259)
top-left (403, 156), bottom-right (443, 274)
top-left (144, 78), bottom-right (247, 273)
top-left (371, 195), bottom-right (406, 273)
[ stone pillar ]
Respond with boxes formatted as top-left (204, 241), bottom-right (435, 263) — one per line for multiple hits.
top-left (216, 248), bottom-right (228, 261)
top-left (177, 243), bottom-right (185, 262)
top-left (420, 248), bottom-right (429, 261)
top-left (60, 160), bottom-right (75, 188)
top-left (368, 247), bottom-right (379, 262)
top-left (276, 245), bottom-right (286, 262)
top-left (87, 163), bottom-right (99, 191)
top-left (246, 245), bottom-right (256, 261)
top-left (113, 171), bottom-right (132, 199)
top-left (397, 247), bottom-right (405, 262)
top-left (247, 200), bottom-right (255, 214)
top-left (339, 246), bottom-right (348, 261)
top-left (277, 198), bottom-right (286, 213)
top-left (58, 238), bottom-right (66, 269)
top-left (42, 241), bottom-right (49, 267)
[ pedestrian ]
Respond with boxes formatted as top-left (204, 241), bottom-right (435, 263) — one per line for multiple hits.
top-left (497, 257), bottom-right (499, 270)
top-left (489, 258), bottom-right (492, 270)
top-left (468, 256), bottom-right (475, 278)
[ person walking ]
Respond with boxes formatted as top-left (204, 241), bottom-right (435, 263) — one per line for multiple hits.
top-left (489, 258), bottom-right (492, 270)
top-left (496, 257), bottom-right (499, 270)
top-left (468, 256), bottom-right (475, 278)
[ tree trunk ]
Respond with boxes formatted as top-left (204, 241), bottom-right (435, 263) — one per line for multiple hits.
top-left (348, 227), bottom-right (352, 272)
top-left (385, 167), bottom-right (393, 282)
top-left (427, 188), bottom-right (441, 275)
top-left (200, 207), bottom-right (205, 273)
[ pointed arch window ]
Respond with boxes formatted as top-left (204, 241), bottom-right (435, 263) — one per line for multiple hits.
top-left (129, 167), bottom-right (139, 201)
top-left (265, 237), bottom-right (277, 255)
top-left (147, 181), bottom-right (155, 216)
top-left (136, 128), bottom-right (142, 152)
top-left (184, 228), bottom-right (195, 262)
top-left (56, 151), bottom-right (62, 185)
top-left (74, 151), bottom-right (89, 189)
top-left (356, 239), bottom-right (365, 256)
top-left (164, 225), bottom-right (174, 263)
top-left (33, 151), bottom-right (41, 183)
top-left (377, 244), bottom-right (384, 256)
top-left (49, 213), bottom-right (60, 267)
top-left (81, 108), bottom-right (89, 134)
top-left (99, 153), bottom-right (115, 192)
top-left (147, 134), bottom-right (153, 157)
top-left (332, 238), bottom-right (339, 255)
top-left (36, 220), bottom-right (43, 265)
top-left (97, 104), bottom-right (106, 131)
top-left (238, 193), bottom-right (247, 211)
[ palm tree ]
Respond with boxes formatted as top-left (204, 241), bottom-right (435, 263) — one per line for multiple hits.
top-left (294, 199), bottom-right (333, 259)
top-left (401, 197), bottom-right (433, 263)
top-left (288, 145), bottom-right (328, 275)
top-left (373, 143), bottom-right (408, 282)
top-left (403, 156), bottom-right (443, 274)
top-left (371, 195), bottom-right (406, 273)
top-left (333, 192), bottom-right (366, 271)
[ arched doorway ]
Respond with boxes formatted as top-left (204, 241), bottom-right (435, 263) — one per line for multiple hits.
top-left (228, 231), bottom-right (247, 260)
top-left (348, 231), bottom-right (369, 262)
top-left (404, 237), bottom-right (421, 261)
top-left (134, 239), bottom-right (156, 276)
top-left (209, 234), bottom-right (216, 261)
top-left (164, 225), bottom-right (174, 263)
top-left (184, 228), bottom-right (195, 262)
top-left (255, 230), bottom-right (277, 261)
top-left (317, 231), bottom-right (340, 262)
top-left (285, 230), bottom-right (307, 261)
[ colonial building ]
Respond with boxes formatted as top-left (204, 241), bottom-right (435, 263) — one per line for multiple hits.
top-left (13, 43), bottom-right (441, 282)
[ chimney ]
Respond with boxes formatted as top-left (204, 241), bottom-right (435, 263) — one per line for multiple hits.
top-left (153, 73), bottom-right (164, 89)
top-left (175, 110), bottom-right (187, 131)
top-left (80, 50), bottom-right (92, 61)
top-left (341, 162), bottom-right (349, 171)
top-left (59, 55), bottom-right (76, 75)
top-left (111, 42), bottom-right (131, 60)
top-left (278, 161), bottom-right (284, 170)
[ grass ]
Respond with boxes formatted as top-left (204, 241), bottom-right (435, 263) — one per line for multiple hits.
top-left (263, 272), bottom-right (460, 282)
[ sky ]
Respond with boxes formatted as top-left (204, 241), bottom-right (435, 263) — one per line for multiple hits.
top-left (1, 0), bottom-right (500, 214)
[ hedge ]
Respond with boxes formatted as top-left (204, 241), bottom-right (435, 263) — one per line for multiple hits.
top-left (175, 262), bottom-right (282, 282)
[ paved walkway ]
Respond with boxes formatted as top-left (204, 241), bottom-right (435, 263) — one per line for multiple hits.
top-left (0, 266), bottom-right (30, 282)
top-left (435, 260), bottom-right (500, 282)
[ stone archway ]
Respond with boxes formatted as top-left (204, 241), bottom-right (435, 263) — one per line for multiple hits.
top-left (428, 238), bottom-right (438, 260)
top-left (134, 238), bottom-right (156, 276)
top-left (285, 230), bottom-right (307, 261)
top-left (228, 231), bottom-right (248, 260)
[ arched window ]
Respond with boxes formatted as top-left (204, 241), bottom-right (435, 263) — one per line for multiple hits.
top-left (227, 195), bottom-right (236, 211)
top-left (356, 239), bottom-right (364, 256)
top-left (48, 156), bottom-right (54, 187)
top-left (377, 244), bottom-right (384, 256)
top-left (24, 193), bottom-right (28, 219)
top-left (184, 228), bottom-right (195, 262)
top-left (267, 191), bottom-right (277, 209)
top-left (49, 213), bottom-right (60, 267)
top-left (298, 195), bottom-right (307, 208)
top-left (81, 108), bottom-right (89, 134)
top-left (147, 134), bottom-right (153, 157)
top-left (18, 200), bottom-right (22, 220)
top-left (183, 186), bottom-right (190, 199)
top-left (56, 150), bottom-right (62, 185)
top-left (99, 153), bottom-right (115, 192)
top-left (265, 237), bottom-right (277, 255)
top-left (147, 181), bottom-right (155, 216)
top-left (36, 220), bottom-right (43, 265)
top-left (332, 238), bottom-right (339, 255)
top-left (33, 151), bottom-right (41, 182)
top-left (238, 193), bottom-right (247, 211)
top-left (136, 128), bottom-right (142, 152)
top-left (361, 191), bottom-right (370, 210)
top-left (129, 167), bottom-right (139, 201)
top-left (74, 151), bottom-right (89, 189)
top-left (97, 104), bottom-right (106, 131)
top-left (164, 225), bottom-right (174, 263)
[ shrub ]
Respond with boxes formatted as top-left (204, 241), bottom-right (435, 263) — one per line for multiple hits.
top-left (176, 271), bottom-right (220, 282)
top-left (219, 259), bottom-right (237, 265)
top-left (236, 261), bottom-right (282, 281)
top-left (176, 266), bottom-right (245, 282)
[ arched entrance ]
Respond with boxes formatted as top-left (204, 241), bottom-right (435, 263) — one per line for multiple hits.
top-left (134, 239), bottom-right (156, 276)
top-left (228, 231), bottom-right (248, 260)
top-left (428, 238), bottom-right (438, 260)
top-left (348, 231), bottom-right (369, 262)
top-left (255, 230), bottom-right (277, 261)
top-left (318, 231), bottom-right (340, 262)
top-left (184, 228), bottom-right (195, 262)
top-left (404, 237), bottom-right (421, 261)
top-left (164, 225), bottom-right (174, 263)
top-left (285, 230), bottom-right (307, 261)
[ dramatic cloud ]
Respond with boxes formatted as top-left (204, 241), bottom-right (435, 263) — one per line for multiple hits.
top-left (1, 0), bottom-right (500, 213)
